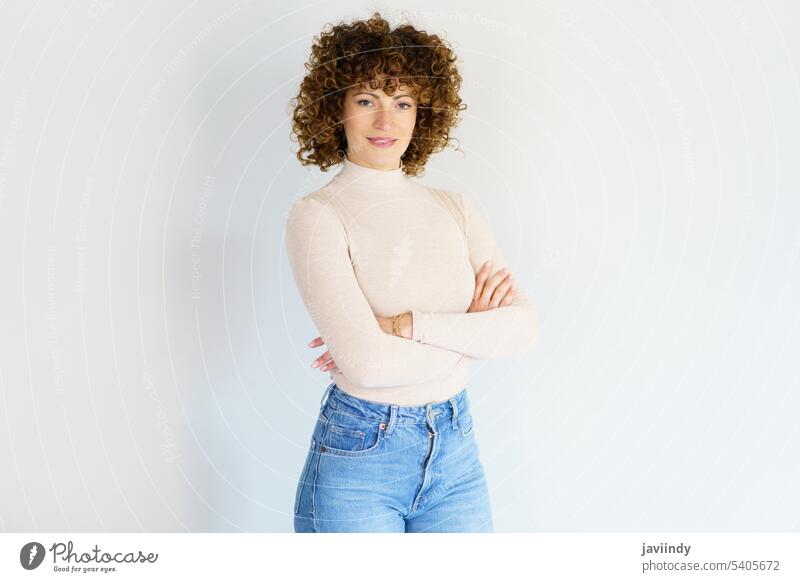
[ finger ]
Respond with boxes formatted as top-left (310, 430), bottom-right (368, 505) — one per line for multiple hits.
top-left (473, 261), bottom-right (492, 301)
top-left (475, 260), bottom-right (492, 280)
top-left (487, 267), bottom-right (511, 288)
top-left (489, 276), bottom-right (513, 308)
top-left (307, 336), bottom-right (323, 348)
top-left (320, 358), bottom-right (336, 372)
top-left (498, 280), bottom-right (516, 307)
top-left (475, 263), bottom-right (500, 307)
top-left (313, 356), bottom-right (333, 369)
top-left (487, 273), bottom-right (511, 308)
top-left (481, 269), bottom-right (511, 304)
top-left (311, 350), bottom-right (332, 368)
top-left (497, 277), bottom-right (517, 307)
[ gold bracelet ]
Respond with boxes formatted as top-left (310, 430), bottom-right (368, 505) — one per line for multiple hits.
top-left (392, 314), bottom-right (402, 337)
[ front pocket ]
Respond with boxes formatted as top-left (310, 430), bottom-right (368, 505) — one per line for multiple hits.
top-left (319, 417), bottom-right (385, 457)
top-left (326, 423), bottom-right (366, 451)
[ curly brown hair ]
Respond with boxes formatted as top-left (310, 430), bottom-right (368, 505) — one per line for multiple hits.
top-left (289, 12), bottom-right (467, 177)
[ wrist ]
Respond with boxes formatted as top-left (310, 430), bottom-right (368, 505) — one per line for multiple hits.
top-left (390, 312), bottom-right (413, 340)
top-left (401, 311), bottom-right (413, 340)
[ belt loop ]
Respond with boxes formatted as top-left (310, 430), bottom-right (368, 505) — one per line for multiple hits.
top-left (384, 405), bottom-right (398, 438)
top-left (320, 382), bottom-right (334, 410)
top-left (449, 396), bottom-right (458, 430)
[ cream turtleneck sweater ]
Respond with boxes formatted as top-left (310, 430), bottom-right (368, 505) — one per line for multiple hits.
top-left (285, 156), bottom-right (539, 405)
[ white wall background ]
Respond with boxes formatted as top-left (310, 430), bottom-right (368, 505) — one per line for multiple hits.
top-left (0, 0), bottom-right (798, 532)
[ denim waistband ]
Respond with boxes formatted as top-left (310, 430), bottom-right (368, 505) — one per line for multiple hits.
top-left (319, 382), bottom-right (469, 424)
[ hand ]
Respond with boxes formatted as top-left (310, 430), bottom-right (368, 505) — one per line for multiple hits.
top-left (307, 312), bottom-right (413, 373)
top-left (469, 261), bottom-right (516, 313)
top-left (307, 336), bottom-right (339, 373)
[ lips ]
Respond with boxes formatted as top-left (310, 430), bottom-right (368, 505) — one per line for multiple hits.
top-left (367, 137), bottom-right (397, 147)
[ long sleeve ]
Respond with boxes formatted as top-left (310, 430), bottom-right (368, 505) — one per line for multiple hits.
top-left (285, 195), bottom-right (465, 389)
top-left (410, 191), bottom-right (539, 359)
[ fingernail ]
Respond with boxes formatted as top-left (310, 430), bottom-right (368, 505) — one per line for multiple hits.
top-left (310, 362), bottom-right (317, 368)
top-left (307, 340), bottom-right (314, 347)
top-left (485, 261), bottom-right (492, 269)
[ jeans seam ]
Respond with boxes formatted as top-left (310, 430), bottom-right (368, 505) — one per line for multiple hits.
top-left (311, 440), bottom-right (322, 532)
top-left (294, 442), bottom-right (314, 515)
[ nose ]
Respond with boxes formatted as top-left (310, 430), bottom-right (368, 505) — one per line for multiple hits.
top-left (373, 108), bottom-right (391, 131)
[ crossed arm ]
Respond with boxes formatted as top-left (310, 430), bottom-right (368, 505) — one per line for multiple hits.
top-left (308, 258), bottom-right (518, 372)
top-left (409, 191), bottom-right (539, 359)
top-left (285, 192), bottom-right (539, 388)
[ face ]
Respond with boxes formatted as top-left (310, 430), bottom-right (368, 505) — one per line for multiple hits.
top-left (338, 80), bottom-right (418, 170)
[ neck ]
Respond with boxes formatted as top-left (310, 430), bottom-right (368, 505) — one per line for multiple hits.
top-left (345, 154), bottom-right (401, 171)
top-left (331, 154), bottom-right (409, 192)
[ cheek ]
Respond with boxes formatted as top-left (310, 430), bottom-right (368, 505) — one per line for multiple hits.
top-left (404, 112), bottom-right (418, 135)
top-left (345, 111), bottom-right (371, 133)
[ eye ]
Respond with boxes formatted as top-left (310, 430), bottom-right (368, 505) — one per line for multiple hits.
top-left (356, 99), bottom-right (372, 107)
top-left (398, 102), bottom-right (414, 109)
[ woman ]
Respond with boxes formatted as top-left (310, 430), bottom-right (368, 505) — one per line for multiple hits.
top-left (285, 12), bottom-right (539, 533)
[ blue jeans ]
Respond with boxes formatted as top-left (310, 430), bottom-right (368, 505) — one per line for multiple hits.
top-left (293, 383), bottom-right (494, 532)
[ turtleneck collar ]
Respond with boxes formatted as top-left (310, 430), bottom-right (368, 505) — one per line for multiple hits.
top-left (329, 155), bottom-right (410, 192)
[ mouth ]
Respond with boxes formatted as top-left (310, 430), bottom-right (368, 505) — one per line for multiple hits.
top-left (367, 137), bottom-right (397, 148)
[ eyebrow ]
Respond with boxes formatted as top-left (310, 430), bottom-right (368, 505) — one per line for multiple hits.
top-left (354, 91), bottom-right (416, 100)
